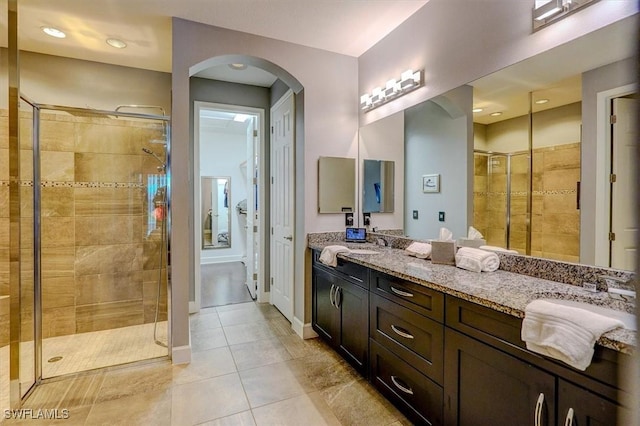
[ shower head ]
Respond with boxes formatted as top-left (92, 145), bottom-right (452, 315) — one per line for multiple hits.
top-left (142, 148), bottom-right (166, 172)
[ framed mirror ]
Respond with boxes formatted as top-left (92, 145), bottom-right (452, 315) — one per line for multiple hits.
top-left (202, 176), bottom-right (231, 249)
top-left (363, 159), bottom-right (394, 213)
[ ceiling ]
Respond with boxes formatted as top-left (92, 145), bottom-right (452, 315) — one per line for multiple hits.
top-left (5, 0), bottom-right (428, 76)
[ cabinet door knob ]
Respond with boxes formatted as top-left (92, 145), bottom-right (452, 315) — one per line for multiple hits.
top-left (390, 375), bottom-right (414, 395)
top-left (564, 408), bottom-right (574, 426)
top-left (535, 393), bottom-right (545, 426)
top-left (391, 324), bottom-right (415, 340)
top-left (390, 286), bottom-right (414, 298)
top-left (329, 284), bottom-right (336, 307)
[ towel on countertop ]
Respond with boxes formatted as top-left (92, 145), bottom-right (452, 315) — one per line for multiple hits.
top-left (479, 245), bottom-right (519, 254)
top-left (405, 242), bottom-right (432, 259)
top-left (319, 245), bottom-right (351, 267)
top-left (521, 300), bottom-right (624, 371)
top-left (455, 247), bottom-right (500, 272)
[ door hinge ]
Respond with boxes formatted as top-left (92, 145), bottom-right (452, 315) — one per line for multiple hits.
top-left (253, 129), bottom-right (258, 137)
top-left (253, 177), bottom-right (257, 185)
top-left (253, 225), bottom-right (258, 233)
top-left (253, 273), bottom-right (258, 280)
top-left (610, 174), bottom-right (617, 183)
top-left (270, 277), bottom-right (274, 286)
top-left (609, 232), bottom-right (616, 241)
top-left (610, 114), bottom-right (617, 124)
top-left (271, 227), bottom-right (274, 235)
top-left (271, 176), bottom-right (274, 184)
top-left (271, 126), bottom-right (274, 134)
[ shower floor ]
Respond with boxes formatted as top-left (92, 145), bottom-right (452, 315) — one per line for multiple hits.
top-left (1, 322), bottom-right (168, 411)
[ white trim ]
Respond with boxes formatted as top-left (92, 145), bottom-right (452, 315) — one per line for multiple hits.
top-left (200, 255), bottom-right (245, 265)
top-left (257, 290), bottom-right (270, 304)
top-left (171, 345), bottom-right (192, 364)
top-left (594, 83), bottom-right (637, 266)
top-left (189, 301), bottom-right (198, 314)
top-left (292, 316), bottom-right (319, 340)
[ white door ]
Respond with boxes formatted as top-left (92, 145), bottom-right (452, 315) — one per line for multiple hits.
top-left (245, 117), bottom-right (258, 299)
top-left (270, 91), bottom-right (295, 321)
top-left (610, 97), bottom-right (638, 270)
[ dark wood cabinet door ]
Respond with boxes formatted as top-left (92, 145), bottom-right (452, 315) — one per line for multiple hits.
top-left (312, 266), bottom-right (339, 345)
top-left (558, 379), bottom-right (628, 426)
top-left (444, 329), bottom-right (556, 426)
top-left (336, 278), bottom-right (369, 372)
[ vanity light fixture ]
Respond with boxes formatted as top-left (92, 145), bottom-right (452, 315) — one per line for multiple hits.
top-left (360, 69), bottom-right (423, 112)
top-left (41, 26), bottom-right (66, 38)
top-left (533, 0), bottom-right (597, 30)
top-left (533, 0), bottom-right (563, 21)
top-left (106, 38), bottom-right (127, 49)
top-left (535, 99), bottom-right (550, 104)
top-left (472, 108), bottom-right (484, 113)
top-left (490, 112), bottom-right (503, 117)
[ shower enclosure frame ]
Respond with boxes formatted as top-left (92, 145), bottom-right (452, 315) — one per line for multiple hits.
top-left (19, 96), bottom-right (172, 392)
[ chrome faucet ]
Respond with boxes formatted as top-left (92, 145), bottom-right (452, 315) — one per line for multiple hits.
top-left (598, 275), bottom-right (636, 302)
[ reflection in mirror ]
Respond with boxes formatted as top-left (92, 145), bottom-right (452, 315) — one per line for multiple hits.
top-left (202, 176), bottom-right (231, 249)
top-left (318, 156), bottom-right (356, 213)
top-left (363, 160), bottom-right (394, 213)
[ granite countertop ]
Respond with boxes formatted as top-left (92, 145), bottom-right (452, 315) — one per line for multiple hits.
top-left (309, 241), bottom-right (637, 354)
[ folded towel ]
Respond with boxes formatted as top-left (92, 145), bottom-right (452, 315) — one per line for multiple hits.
top-left (479, 245), bottom-right (519, 254)
top-left (405, 242), bottom-right (432, 259)
top-left (455, 247), bottom-right (500, 272)
top-left (521, 300), bottom-right (624, 371)
top-left (319, 245), bottom-right (351, 267)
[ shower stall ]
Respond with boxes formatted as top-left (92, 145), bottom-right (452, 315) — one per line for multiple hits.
top-left (2, 98), bottom-right (171, 402)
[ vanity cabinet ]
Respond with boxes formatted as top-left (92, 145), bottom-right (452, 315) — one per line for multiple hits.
top-left (311, 251), bottom-right (369, 374)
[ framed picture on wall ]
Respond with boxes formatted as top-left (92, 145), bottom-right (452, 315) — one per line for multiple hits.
top-left (422, 174), bottom-right (440, 193)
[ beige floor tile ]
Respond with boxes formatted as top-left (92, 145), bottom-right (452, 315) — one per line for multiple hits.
top-left (265, 316), bottom-right (295, 337)
top-left (191, 327), bottom-right (228, 352)
top-left (239, 360), bottom-right (316, 408)
top-left (251, 392), bottom-right (341, 426)
top-left (229, 338), bottom-right (292, 371)
top-left (172, 346), bottom-right (237, 385)
top-left (190, 311), bottom-right (222, 332)
top-left (215, 302), bottom-right (256, 313)
top-left (86, 388), bottom-right (172, 426)
top-left (171, 373), bottom-right (249, 425)
top-left (197, 410), bottom-right (256, 426)
top-left (277, 335), bottom-right (339, 360)
top-left (223, 323), bottom-right (277, 346)
top-left (218, 306), bottom-right (270, 327)
top-left (288, 353), bottom-right (360, 391)
top-left (96, 361), bottom-right (173, 403)
top-left (20, 379), bottom-right (72, 410)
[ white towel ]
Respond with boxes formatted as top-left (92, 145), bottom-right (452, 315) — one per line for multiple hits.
top-left (479, 245), bottom-right (519, 254)
top-left (521, 300), bottom-right (624, 371)
top-left (455, 247), bottom-right (500, 272)
top-left (319, 245), bottom-right (351, 267)
top-left (405, 242), bottom-right (432, 259)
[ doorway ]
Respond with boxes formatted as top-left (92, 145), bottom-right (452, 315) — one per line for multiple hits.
top-left (194, 102), bottom-right (264, 310)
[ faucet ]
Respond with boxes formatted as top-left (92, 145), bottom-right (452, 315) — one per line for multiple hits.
top-left (598, 275), bottom-right (636, 302)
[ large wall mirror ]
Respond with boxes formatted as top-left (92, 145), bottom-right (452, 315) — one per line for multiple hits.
top-left (363, 159), bottom-right (394, 213)
top-left (358, 15), bottom-right (637, 272)
top-left (318, 156), bottom-right (356, 213)
top-left (202, 176), bottom-right (231, 249)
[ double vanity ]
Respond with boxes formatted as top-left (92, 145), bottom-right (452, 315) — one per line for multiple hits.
top-left (309, 233), bottom-right (636, 426)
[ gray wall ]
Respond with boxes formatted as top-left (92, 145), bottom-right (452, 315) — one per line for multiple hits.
top-left (404, 85), bottom-right (473, 240)
top-left (581, 57), bottom-right (637, 264)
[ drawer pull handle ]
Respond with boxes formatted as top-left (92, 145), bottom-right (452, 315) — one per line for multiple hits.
top-left (390, 286), bottom-right (414, 298)
top-left (329, 284), bottom-right (336, 307)
top-left (564, 408), bottom-right (574, 426)
top-left (335, 287), bottom-right (342, 308)
top-left (534, 393), bottom-right (544, 426)
top-left (390, 375), bottom-right (414, 395)
top-left (348, 275), bottom-right (363, 282)
top-left (390, 324), bottom-right (414, 340)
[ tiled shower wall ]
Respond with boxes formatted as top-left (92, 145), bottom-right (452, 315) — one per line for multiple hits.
top-left (0, 109), bottom-right (168, 340)
top-left (473, 142), bottom-right (580, 261)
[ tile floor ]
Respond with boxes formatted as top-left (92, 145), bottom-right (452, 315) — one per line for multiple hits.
top-left (9, 301), bottom-right (410, 425)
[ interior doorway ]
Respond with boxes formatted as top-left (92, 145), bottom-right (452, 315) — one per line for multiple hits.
top-left (194, 102), bottom-right (265, 310)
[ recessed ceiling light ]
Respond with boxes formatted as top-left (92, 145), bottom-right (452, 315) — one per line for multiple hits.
top-left (535, 99), bottom-right (550, 104)
top-left (472, 108), bottom-right (484, 113)
top-left (106, 38), bottom-right (127, 49)
top-left (41, 26), bottom-right (66, 39)
top-left (490, 112), bottom-right (503, 117)
top-left (228, 63), bottom-right (248, 71)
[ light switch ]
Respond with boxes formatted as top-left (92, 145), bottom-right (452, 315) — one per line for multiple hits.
top-left (439, 211), bottom-right (445, 222)
top-left (413, 210), bottom-right (419, 219)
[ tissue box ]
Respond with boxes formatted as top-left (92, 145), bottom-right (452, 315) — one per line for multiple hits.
top-left (431, 240), bottom-right (456, 265)
top-left (457, 238), bottom-right (486, 249)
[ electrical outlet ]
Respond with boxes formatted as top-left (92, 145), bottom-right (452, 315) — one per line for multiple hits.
top-left (363, 212), bottom-right (371, 226)
top-left (412, 210), bottom-right (419, 219)
top-left (345, 212), bottom-right (354, 227)
top-left (438, 211), bottom-right (445, 222)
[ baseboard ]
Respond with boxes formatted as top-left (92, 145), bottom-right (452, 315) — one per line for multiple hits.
top-left (292, 316), bottom-right (319, 339)
top-left (172, 344), bottom-right (191, 365)
top-left (257, 291), bottom-right (270, 304)
top-left (201, 255), bottom-right (244, 265)
top-left (188, 301), bottom-right (199, 314)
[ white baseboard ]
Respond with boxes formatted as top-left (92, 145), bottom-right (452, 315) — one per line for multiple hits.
top-left (188, 301), bottom-right (199, 314)
top-left (257, 291), bottom-right (270, 304)
top-left (292, 316), bottom-right (319, 339)
top-left (201, 255), bottom-right (244, 265)
top-left (172, 344), bottom-right (191, 365)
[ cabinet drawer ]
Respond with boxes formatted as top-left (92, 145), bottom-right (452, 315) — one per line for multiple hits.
top-left (370, 270), bottom-right (444, 321)
top-left (370, 293), bottom-right (443, 384)
top-left (312, 249), bottom-right (369, 285)
top-left (370, 339), bottom-right (443, 426)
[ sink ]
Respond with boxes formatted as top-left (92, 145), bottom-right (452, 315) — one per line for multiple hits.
top-left (539, 298), bottom-right (637, 331)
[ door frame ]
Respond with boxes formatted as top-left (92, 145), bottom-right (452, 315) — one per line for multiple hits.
top-left (192, 101), bottom-right (266, 312)
top-left (594, 83), bottom-right (637, 267)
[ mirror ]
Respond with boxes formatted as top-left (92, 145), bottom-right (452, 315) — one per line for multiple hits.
top-left (358, 16), bottom-right (637, 271)
top-left (363, 160), bottom-right (394, 213)
top-left (318, 156), bottom-right (356, 213)
top-left (202, 176), bottom-right (231, 249)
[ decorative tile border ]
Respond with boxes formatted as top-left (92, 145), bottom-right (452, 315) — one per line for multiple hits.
top-left (0, 180), bottom-right (146, 189)
top-left (474, 189), bottom-right (577, 197)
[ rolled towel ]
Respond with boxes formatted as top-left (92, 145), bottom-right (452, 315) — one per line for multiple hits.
top-left (521, 300), bottom-right (624, 370)
top-left (319, 245), bottom-right (351, 267)
top-left (405, 242), bottom-right (432, 259)
top-left (455, 247), bottom-right (500, 272)
top-left (479, 245), bottom-right (519, 254)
